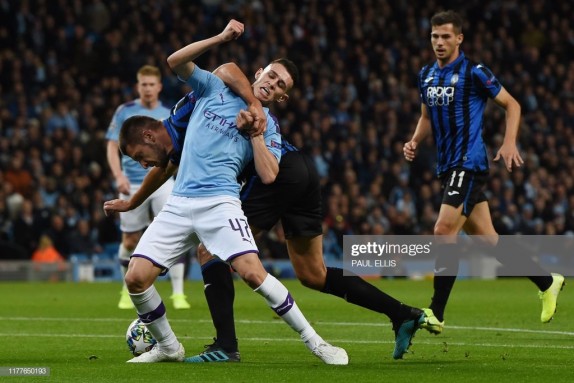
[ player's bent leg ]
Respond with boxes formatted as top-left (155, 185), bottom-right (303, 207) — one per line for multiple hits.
top-left (464, 205), bottom-right (564, 323)
top-left (231, 253), bottom-right (348, 365)
top-left (125, 258), bottom-right (183, 363)
top-left (146, 181), bottom-right (191, 310)
top-left (424, 204), bottom-right (466, 332)
top-left (125, 257), bottom-right (162, 293)
top-left (286, 235), bottom-right (327, 290)
top-left (230, 252), bottom-right (269, 288)
top-left (289, 235), bottom-right (427, 357)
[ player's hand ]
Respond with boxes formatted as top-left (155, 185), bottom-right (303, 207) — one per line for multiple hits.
top-left (219, 19), bottom-right (244, 42)
top-left (236, 109), bottom-right (258, 134)
top-left (246, 102), bottom-right (266, 136)
top-left (103, 199), bottom-right (131, 216)
top-left (115, 174), bottom-right (131, 195)
top-left (403, 141), bottom-right (418, 162)
top-left (493, 142), bottom-right (524, 172)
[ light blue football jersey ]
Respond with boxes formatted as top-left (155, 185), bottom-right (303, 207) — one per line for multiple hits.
top-left (106, 99), bottom-right (170, 184)
top-left (172, 66), bottom-right (282, 198)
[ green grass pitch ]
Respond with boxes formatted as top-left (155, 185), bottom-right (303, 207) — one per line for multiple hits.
top-left (1, 278), bottom-right (572, 383)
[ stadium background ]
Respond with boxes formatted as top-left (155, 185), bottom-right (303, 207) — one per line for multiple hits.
top-left (0, 0), bottom-right (573, 268)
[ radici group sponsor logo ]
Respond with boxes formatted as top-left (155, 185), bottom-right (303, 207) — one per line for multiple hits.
top-left (426, 86), bottom-right (454, 106)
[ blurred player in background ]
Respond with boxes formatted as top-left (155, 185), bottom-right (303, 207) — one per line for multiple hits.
top-left (403, 10), bottom-right (565, 334)
top-left (105, 65), bottom-right (190, 310)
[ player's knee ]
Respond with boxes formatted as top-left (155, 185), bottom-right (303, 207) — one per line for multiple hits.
top-left (197, 243), bottom-right (216, 266)
top-left (475, 233), bottom-right (499, 247)
top-left (296, 270), bottom-right (324, 290)
top-left (239, 267), bottom-right (267, 289)
top-left (124, 269), bottom-right (152, 293)
top-left (298, 275), bottom-right (322, 290)
top-left (434, 221), bottom-right (457, 236)
top-left (231, 253), bottom-right (267, 288)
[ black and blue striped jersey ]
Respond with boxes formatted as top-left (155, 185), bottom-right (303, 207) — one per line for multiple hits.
top-left (162, 92), bottom-right (197, 166)
top-left (418, 51), bottom-right (502, 176)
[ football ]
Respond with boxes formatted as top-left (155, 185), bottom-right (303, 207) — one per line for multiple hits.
top-left (126, 318), bottom-right (157, 356)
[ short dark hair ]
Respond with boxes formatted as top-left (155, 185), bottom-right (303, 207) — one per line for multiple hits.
top-left (431, 10), bottom-right (463, 34)
top-left (271, 58), bottom-right (299, 89)
top-left (118, 115), bottom-right (160, 155)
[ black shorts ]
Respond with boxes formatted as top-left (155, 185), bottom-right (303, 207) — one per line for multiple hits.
top-left (240, 151), bottom-right (322, 239)
top-left (439, 167), bottom-right (488, 217)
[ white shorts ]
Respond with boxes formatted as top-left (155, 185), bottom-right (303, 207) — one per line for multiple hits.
top-left (119, 178), bottom-right (175, 233)
top-left (132, 195), bottom-right (258, 273)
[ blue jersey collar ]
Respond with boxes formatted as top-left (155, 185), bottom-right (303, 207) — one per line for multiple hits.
top-left (435, 51), bottom-right (465, 71)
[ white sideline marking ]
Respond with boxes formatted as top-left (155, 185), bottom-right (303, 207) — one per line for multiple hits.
top-left (2, 316), bottom-right (574, 337)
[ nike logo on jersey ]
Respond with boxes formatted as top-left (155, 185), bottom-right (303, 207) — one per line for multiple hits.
top-left (447, 191), bottom-right (460, 196)
top-left (424, 76), bottom-right (434, 83)
top-left (434, 267), bottom-right (447, 274)
top-left (204, 283), bottom-right (211, 290)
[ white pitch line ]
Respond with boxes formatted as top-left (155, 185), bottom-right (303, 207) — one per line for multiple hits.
top-left (2, 333), bottom-right (574, 350)
top-left (2, 316), bottom-right (574, 337)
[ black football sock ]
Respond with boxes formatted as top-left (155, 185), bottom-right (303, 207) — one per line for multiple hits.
top-left (490, 245), bottom-right (554, 291)
top-left (429, 244), bottom-right (460, 322)
top-left (528, 275), bottom-right (554, 291)
top-left (201, 259), bottom-right (238, 353)
top-left (321, 267), bottom-right (413, 323)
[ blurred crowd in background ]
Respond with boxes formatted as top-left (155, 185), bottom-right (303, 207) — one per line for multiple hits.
top-left (1, 0), bottom-right (573, 262)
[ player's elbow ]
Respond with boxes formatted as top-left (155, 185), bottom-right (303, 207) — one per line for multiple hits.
top-left (256, 161), bottom-right (279, 184)
top-left (259, 172), bottom-right (277, 185)
top-left (513, 99), bottom-right (521, 114)
top-left (166, 54), bottom-right (178, 70)
top-left (166, 57), bottom-right (190, 79)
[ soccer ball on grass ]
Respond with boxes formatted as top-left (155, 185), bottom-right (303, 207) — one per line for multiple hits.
top-left (126, 318), bottom-right (157, 356)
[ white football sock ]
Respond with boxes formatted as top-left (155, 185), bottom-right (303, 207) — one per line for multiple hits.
top-left (130, 285), bottom-right (179, 353)
top-left (169, 263), bottom-right (185, 295)
top-left (254, 274), bottom-right (317, 343)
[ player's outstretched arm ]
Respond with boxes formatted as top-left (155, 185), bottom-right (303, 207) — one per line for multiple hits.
top-left (166, 19), bottom-right (244, 80)
top-left (103, 163), bottom-right (177, 216)
top-left (213, 62), bottom-right (266, 136)
top-left (404, 104), bottom-right (432, 162)
top-left (492, 87), bottom-right (524, 172)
